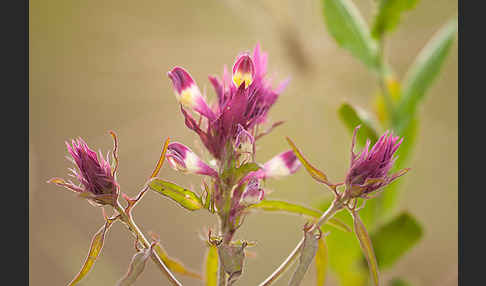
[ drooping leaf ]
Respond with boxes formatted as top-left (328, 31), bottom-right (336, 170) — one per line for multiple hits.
top-left (286, 137), bottom-right (330, 185)
top-left (153, 244), bottom-right (203, 279)
top-left (315, 238), bottom-right (328, 286)
top-left (148, 179), bottom-right (203, 211)
top-left (352, 212), bottom-right (380, 286)
top-left (248, 200), bottom-right (351, 232)
top-left (396, 17), bottom-right (457, 132)
top-left (116, 250), bottom-right (151, 286)
top-left (68, 219), bottom-right (115, 285)
top-left (218, 243), bottom-right (247, 285)
top-left (205, 245), bottom-right (219, 286)
top-left (338, 103), bottom-right (380, 148)
top-left (371, 212), bottom-right (423, 269)
top-left (372, 0), bottom-right (419, 39)
top-left (321, 0), bottom-right (380, 69)
top-left (289, 229), bottom-right (320, 286)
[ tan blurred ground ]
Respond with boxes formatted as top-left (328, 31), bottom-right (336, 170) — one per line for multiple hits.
top-left (29, 0), bottom-right (457, 285)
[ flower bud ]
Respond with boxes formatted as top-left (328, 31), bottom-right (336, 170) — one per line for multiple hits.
top-left (168, 67), bottom-right (215, 120)
top-left (239, 179), bottom-right (264, 206)
top-left (166, 142), bottom-right (218, 177)
top-left (345, 127), bottom-right (409, 198)
top-left (232, 54), bottom-right (255, 88)
top-left (49, 138), bottom-right (119, 206)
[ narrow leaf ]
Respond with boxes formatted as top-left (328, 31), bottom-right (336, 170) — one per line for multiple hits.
top-left (154, 244), bottom-right (203, 279)
top-left (289, 229), bottom-right (320, 286)
top-left (68, 220), bottom-right (115, 285)
top-left (315, 238), bottom-right (328, 286)
top-left (372, 0), bottom-right (419, 38)
top-left (248, 200), bottom-right (351, 232)
top-left (286, 137), bottom-right (329, 185)
top-left (148, 179), bottom-right (203, 211)
top-left (371, 212), bottom-right (423, 269)
top-left (396, 17), bottom-right (457, 131)
top-left (116, 250), bottom-right (151, 286)
top-left (338, 103), bottom-right (379, 147)
top-left (352, 212), bottom-right (380, 286)
top-left (321, 0), bottom-right (379, 69)
top-left (205, 245), bottom-right (219, 286)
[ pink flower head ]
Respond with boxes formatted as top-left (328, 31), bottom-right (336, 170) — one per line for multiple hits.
top-left (168, 44), bottom-right (288, 160)
top-left (345, 126), bottom-right (409, 198)
top-left (48, 138), bottom-right (119, 206)
top-left (166, 142), bottom-right (218, 177)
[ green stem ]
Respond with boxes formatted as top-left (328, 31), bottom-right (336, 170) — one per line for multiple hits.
top-left (258, 198), bottom-right (345, 286)
top-left (115, 201), bottom-right (182, 286)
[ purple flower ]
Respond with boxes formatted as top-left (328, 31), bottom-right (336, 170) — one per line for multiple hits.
top-left (48, 138), bottom-right (119, 206)
top-left (168, 44), bottom-right (288, 160)
top-left (239, 179), bottom-right (264, 206)
top-left (252, 150), bottom-right (302, 180)
top-left (345, 126), bottom-right (409, 198)
top-left (166, 142), bottom-right (218, 177)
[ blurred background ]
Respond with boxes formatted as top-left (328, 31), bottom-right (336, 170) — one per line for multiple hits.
top-left (29, 0), bottom-right (457, 285)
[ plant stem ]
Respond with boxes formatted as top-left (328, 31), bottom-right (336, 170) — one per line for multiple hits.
top-left (258, 198), bottom-right (344, 286)
top-left (115, 201), bottom-right (183, 286)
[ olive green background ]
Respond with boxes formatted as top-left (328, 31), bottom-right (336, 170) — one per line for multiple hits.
top-left (29, 0), bottom-right (457, 285)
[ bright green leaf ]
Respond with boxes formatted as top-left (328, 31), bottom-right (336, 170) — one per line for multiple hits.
top-left (396, 17), bottom-right (457, 132)
top-left (116, 250), bottom-right (151, 286)
top-left (371, 212), bottom-right (423, 269)
top-left (148, 179), bottom-right (203, 211)
top-left (248, 200), bottom-right (351, 232)
top-left (289, 230), bottom-right (320, 286)
top-left (322, 0), bottom-right (380, 69)
top-left (153, 244), bottom-right (203, 280)
top-left (68, 220), bottom-right (115, 285)
top-left (339, 103), bottom-right (380, 147)
top-left (205, 245), bottom-right (219, 286)
top-left (372, 0), bottom-right (419, 39)
top-left (315, 238), bottom-right (328, 286)
top-left (352, 212), bottom-right (380, 286)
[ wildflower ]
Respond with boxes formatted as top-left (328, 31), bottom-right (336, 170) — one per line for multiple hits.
top-left (345, 126), bottom-right (409, 198)
top-left (168, 44), bottom-right (288, 160)
top-left (253, 150), bottom-right (301, 179)
top-left (166, 142), bottom-right (218, 177)
top-left (239, 179), bottom-right (264, 206)
top-left (48, 138), bottom-right (119, 206)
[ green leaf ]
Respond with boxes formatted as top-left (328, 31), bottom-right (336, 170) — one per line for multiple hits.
top-left (380, 116), bottom-right (418, 214)
top-left (68, 220), bottom-right (115, 285)
top-left (338, 103), bottom-right (380, 147)
top-left (389, 277), bottom-right (412, 286)
top-left (372, 0), bottom-right (419, 39)
top-left (289, 230), bottom-right (320, 286)
top-left (352, 211), bottom-right (380, 286)
top-left (116, 250), bottom-right (151, 286)
top-left (321, 0), bottom-right (379, 69)
top-left (233, 162), bottom-right (261, 183)
top-left (148, 179), bottom-right (203, 211)
top-left (396, 17), bottom-right (457, 132)
top-left (286, 137), bottom-right (330, 185)
top-left (205, 245), bottom-right (219, 286)
top-left (248, 200), bottom-right (351, 232)
top-left (371, 212), bottom-right (423, 269)
top-left (153, 244), bottom-right (203, 280)
top-left (315, 238), bottom-right (328, 286)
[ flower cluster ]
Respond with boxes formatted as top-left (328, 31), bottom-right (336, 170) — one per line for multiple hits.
top-left (167, 44), bottom-right (300, 236)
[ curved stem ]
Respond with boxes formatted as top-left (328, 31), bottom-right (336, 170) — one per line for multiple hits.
top-left (115, 201), bottom-right (183, 286)
top-left (258, 198), bottom-right (344, 286)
